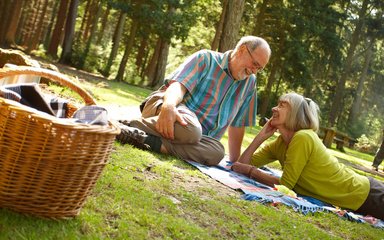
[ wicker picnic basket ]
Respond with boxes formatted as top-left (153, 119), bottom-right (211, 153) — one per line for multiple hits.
top-left (0, 66), bottom-right (120, 219)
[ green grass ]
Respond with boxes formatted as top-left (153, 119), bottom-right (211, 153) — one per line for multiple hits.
top-left (2, 145), bottom-right (383, 239)
top-left (1, 74), bottom-right (383, 239)
top-left (46, 78), bottom-right (152, 107)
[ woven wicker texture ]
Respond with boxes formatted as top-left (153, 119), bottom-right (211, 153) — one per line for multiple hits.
top-left (0, 66), bottom-right (120, 219)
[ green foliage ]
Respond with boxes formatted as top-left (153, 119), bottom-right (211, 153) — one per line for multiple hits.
top-left (355, 134), bottom-right (379, 155)
top-left (9, 0), bottom-right (383, 151)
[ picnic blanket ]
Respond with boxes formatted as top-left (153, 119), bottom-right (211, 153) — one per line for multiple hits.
top-left (186, 159), bottom-right (384, 229)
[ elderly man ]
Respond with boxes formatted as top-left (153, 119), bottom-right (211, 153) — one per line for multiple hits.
top-left (117, 36), bottom-right (271, 166)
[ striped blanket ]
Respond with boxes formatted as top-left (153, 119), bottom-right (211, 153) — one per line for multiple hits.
top-left (187, 159), bottom-right (384, 229)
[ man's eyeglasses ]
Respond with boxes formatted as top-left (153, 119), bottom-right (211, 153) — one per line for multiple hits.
top-left (245, 46), bottom-right (264, 72)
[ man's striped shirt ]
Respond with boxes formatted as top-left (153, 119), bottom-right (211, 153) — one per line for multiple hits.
top-left (162, 49), bottom-right (258, 140)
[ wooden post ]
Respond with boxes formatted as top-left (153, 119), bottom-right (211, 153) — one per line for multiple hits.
top-left (323, 128), bottom-right (335, 148)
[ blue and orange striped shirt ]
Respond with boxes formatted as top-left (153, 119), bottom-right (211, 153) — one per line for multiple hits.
top-left (162, 49), bottom-right (258, 140)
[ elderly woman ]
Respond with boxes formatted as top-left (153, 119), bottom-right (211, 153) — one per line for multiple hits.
top-left (232, 92), bottom-right (384, 220)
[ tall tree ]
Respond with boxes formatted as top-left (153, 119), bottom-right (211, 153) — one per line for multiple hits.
top-left (4, 0), bottom-right (23, 47)
top-left (0, 0), bottom-right (13, 46)
top-left (43, 0), bottom-right (60, 48)
top-left (48, 0), bottom-right (70, 58)
top-left (211, 0), bottom-right (228, 51)
top-left (346, 40), bottom-right (373, 127)
top-left (218, 0), bottom-right (245, 52)
top-left (78, 1), bottom-right (103, 68)
top-left (27, 0), bottom-right (50, 53)
top-left (22, 0), bottom-right (41, 48)
top-left (79, 0), bottom-right (95, 42)
top-left (60, 0), bottom-right (79, 65)
top-left (102, 10), bottom-right (126, 76)
top-left (145, 0), bottom-right (199, 86)
top-left (328, 0), bottom-right (369, 126)
top-left (115, 20), bottom-right (139, 82)
top-left (252, 0), bottom-right (268, 36)
top-left (96, 3), bottom-right (111, 45)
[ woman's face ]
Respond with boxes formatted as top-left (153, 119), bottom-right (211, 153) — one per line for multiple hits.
top-left (270, 101), bottom-right (290, 128)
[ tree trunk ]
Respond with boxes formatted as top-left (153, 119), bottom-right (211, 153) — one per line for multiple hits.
top-left (103, 11), bottom-right (126, 77)
top-left (27, 0), bottom-right (49, 53)
top-left (115, 20), bottom-right (139, 82)
top-left (78, 1), bottom-right (102, 69)
top-left (59, 0), bottom-right (79, 65)
top-left (43, 0), bottom-right (60, 48)
top-left (15, 2), bottom-right (28, 44)
top-left (140, 47), bottom-right (150, 80)
top-left (135, 37), bottom-right (148, 72)
top-left (252, 0), bottom-right (267, 35)
top-left (347, 39), bottom-right (373, 126)
top-left (259, 34), bottom-right (285, 118)
top-left (259, 61), bottom-right (279, 118)
top-left (149, 39), bottom-right (170, 88)
top-left (0, 0), bottom-right (5, 43)
top-left (4, 0), bottom-right (23, 47)
top-left (218, 0), bottom-right (245, 52)
top-left (96, 3), bottom-right (111, 45)
top-left (78, 0), bottom-right (92, 40)
top-left (47, 0), bottom-right (70, 58)
top-left (82, 0), bottom-right (97, 42)
top-left (328, 0), bottom-right (368, 126)
top-left (211, 0), bottom-right (228, 51)
top-left (0, 0), bottom-right (13, 45)
top-left (24, 0), bottom-right (41, 50)
top-left (145, 39), bottom-right (162, 85)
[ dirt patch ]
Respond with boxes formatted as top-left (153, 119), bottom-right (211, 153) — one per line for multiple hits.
top-left (171, 167), bottom-right (240, 199)
top-left (336, 158), bottom-right (384, 178)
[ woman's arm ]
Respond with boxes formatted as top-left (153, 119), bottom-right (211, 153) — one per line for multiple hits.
top-left (237, 119), bottom-right (277, 164)
top-left (231, 162), bottom-right (279, 187)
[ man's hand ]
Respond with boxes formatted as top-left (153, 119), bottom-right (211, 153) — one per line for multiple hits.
top-left (155, 81), bottom-right (188, 140)
top-left (156, 104), bottom-right (187, 139)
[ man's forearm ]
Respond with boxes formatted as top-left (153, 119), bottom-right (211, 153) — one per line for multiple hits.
top-left (162, 81), bottom-right (186, 108)
top-left (228, 126), bottom-right (245, 162)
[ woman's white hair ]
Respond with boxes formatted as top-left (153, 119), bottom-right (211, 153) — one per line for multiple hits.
top-left (279, 92), bottom-right (320, 132)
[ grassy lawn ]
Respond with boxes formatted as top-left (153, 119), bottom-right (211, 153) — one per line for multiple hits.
top-left (0, 74), bottom-right (383, 239)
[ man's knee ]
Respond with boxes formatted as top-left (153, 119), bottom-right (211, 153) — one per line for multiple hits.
top-left (163, 137), bottom-right (224, 166)
top-left (203, 149), bottom-right (224, 166)
top-left (195, 141), bottom-right (225, 166)
top-left (173, 123), bottom-right (202, 144)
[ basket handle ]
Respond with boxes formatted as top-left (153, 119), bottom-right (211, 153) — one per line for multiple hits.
top-left (0, 66), bottom-right (96, 105)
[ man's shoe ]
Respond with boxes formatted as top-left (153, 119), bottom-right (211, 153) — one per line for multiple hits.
top-left (116, 124), bottom-right (150, 150)
top-left (118, 119), bottom-right (131, 126)
top-left (372, 166), bottom-right (378, 171)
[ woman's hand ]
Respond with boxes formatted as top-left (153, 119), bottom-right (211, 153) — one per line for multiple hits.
top-left (237, 118), bottom-right (276, 164)
top-left (231, 162), bottom-right (254, 177)
top-left (258, 118), bottom-right (277, 141)
top-left (231, 162), bottom-right (279, 187)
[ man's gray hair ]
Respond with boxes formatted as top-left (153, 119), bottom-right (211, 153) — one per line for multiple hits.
top-left (235, 36), bottom-right (271, 58)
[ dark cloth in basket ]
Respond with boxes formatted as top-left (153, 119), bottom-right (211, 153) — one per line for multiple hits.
top-left (2, 83), bottom-right (55, 115)
top-left (1, 83), bottom-right (70, 118)
top-left (0, 87), bottom-right (22, 102)
top-left (49, 97), bottom-right (69, 118)
top-left (0, 83), bottom-right (108, 125)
